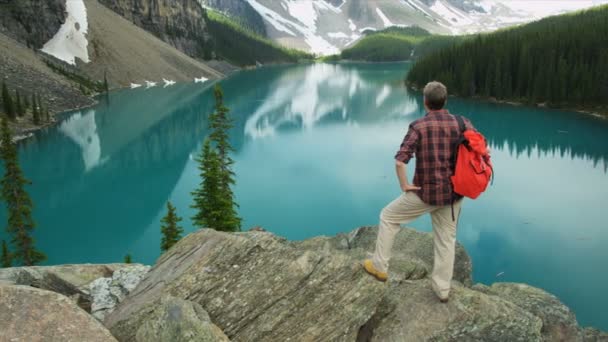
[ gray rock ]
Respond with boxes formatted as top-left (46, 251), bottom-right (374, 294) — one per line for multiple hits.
top-left (103, 227), bottom-right (593, 342)
top-left (0, 284), bottom-right (117, 342)
top-left (135, 296), bottom-right (230, 342)
top-left (366, 280), bottom-right (543, 342)
top-left (105, 229), bottom-right (386, 341)
top-left (473, 282), bottom-right (582, 341)
top-left (90, 264), bottom-right (151, 321)
top-left (582, 327), bottom-right (608, 342)
top-left (0, 263), bottom-right (139, 312)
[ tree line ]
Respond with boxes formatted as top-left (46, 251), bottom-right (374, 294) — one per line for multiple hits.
top-left (205, 9), bottom-right (312, 66)
top-left (339, 26), bottom-right (461, 62)
top-left (2, 82), bottom-right (51, 125)
top-left (406, 5), bottom-right (608, 109)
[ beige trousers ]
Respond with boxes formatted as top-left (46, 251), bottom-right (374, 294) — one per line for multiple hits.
top-left (372, 191), bottom-right (462, 298)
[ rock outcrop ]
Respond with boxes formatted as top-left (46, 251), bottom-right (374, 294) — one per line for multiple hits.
top-left (89, 264), bottom-right (150, 320)
top-left (0, 263), bottom-right (148, 315)
top-left (2, 227), bottom-right (605, 341)
top-left (200, 0), bottom-right (267, 36)
top-left (103, 226), bottom-right (601, 342)
top-left (0, 0), bottom-right (66, 48)
top-left (134, 296), bottom-right (230, 342)
top-left (0, 284), bottom-right (117, 342)
top-left (473, 283), bottom-right (583, 341)
top-left (97, 0), bottom-right (211, 58)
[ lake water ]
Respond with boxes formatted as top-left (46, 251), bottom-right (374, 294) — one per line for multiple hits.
top-left (1, 62), bottom-right (607, 330)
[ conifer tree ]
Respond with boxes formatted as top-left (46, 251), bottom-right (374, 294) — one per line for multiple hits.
top-left (103, 72), bottom-right (109, 93)
top-left (160, 201), bottom-right (183, 252)
top-left (124, 254), bottom-right (132, 263)
top-left (15, 90), bottom-right (24, 117)
top-left (23, 95), bottom-right (29, 111)
top-left (32, 94), bottom-right (40, 125)
top-left (191, 85), bottom-right (241, 232)
top-left (191, 139), bottom-right (223, 229)
top-left (1, 239), bottom-right (11, 268)
top-left (208, 85), bottom-right (241, 231)
top-left (0, 118), bottom-right (46, 266)
top-left (1, 83), bottom-right (15, 120)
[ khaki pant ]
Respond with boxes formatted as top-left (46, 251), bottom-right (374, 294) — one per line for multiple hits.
top-left (372, 191), bottom-right (462, 298)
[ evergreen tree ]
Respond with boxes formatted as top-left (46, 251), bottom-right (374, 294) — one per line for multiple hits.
top-left (191, 85), bottom-right (241, 232)
top-left (103, 71), bottom-right (109, 93)
top-left (0, 118), bottom-right (46, 266)
top-left (23, 94), bottom-right (29, 111)
top-left (15, 90), bottom-right (24, 117)
top-left (1, 239), bottom-right (11, 268)
top-left (191, 139), bottom-right (223, 229)
top-left (406, 5), bottom-right (608, 109)
top-left (160, 201), bottom-right (183, 252)
top-left (1, 83), bottom-right (15, 120)
top-left (32, 94), bottom-right (40, 125)
top-left (124, 254), bottom-right (132, 263)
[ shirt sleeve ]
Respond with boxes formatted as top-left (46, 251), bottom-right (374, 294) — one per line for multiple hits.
top-left (394, 125), bottom-right (419, 164)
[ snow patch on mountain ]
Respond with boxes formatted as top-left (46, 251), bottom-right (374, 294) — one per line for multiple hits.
top-left (376, 8), bottom-right (394, 28)
top-left (430, 1), bottom-right (473, 26)
top-left (41, 0), bottom-right (89, 65)
top-left (246, 0), bottom-right (340, 55)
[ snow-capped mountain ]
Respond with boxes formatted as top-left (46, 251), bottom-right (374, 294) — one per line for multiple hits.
top-left (208, 0), bottom-right (606, 55)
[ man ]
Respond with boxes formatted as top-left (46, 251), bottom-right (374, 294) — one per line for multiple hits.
top-left (363, 81), bottom-right (476, 303)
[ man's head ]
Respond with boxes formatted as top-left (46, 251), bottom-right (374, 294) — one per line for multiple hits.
top-left (423, 81), bottom-right (447, 110)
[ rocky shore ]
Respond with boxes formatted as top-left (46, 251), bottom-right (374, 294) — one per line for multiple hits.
top-left (0, 226), bottom-right (606, 341)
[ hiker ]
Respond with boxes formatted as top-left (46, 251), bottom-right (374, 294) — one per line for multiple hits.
top-left (363, 81), bottom-right (490, 303)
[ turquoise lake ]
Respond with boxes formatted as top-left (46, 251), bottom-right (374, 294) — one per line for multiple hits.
top-left (1, 62), bottom-right (607, 330)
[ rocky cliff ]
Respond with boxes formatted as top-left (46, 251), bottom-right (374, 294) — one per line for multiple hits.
top-left (98, 0), bottom-right (211, 58)
top-left (1, 227), bottom-right (606, 342)
top-left (200, 0), bottom-right (267, 36)
top-left (0, 0), bottom-right (66, 48)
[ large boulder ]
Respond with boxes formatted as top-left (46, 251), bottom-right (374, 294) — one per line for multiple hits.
top-left (134, 296), bottom-right (230, 342)
top-left (0, 284), bottom-right (117, 342)
top-left (364, 280), bottom-right (543, 342)
top-left (104, 227), bottom-right (585, 342)
top-left (105, 229), bottom-right (387, 341)
top-left (473, 283), bottom-right (582, 341)
top-left (0, 263), bottom-right (148, 314)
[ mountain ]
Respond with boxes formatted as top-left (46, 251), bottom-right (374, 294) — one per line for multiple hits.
top-left (204, 0), bottom-right (606, 55)
top-left (0, 0), bottom-right (225, 136)
top-left (339, 26), bottom-right (460, 62)
top-left (205, 10), bottom-right (312, 66)
top-left (406, 5), bottom-right (608, 113)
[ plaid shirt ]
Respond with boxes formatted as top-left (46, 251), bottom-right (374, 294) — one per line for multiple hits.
top-left (395, 109), bottom-right (474, 206)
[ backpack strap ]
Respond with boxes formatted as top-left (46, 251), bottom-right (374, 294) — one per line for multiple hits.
top-left (450, 115), bottom-right (467, 221)
top-left (455, 115), bottom-right (466, 134)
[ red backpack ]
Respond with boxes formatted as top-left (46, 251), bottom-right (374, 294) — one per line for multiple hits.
top-left (451, 116), bottom-right (493, 199)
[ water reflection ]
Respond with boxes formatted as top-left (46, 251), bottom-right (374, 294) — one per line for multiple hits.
top-left (243, 63), bottom-right (419, 138)
top-left (59, 110), bottom-right (102, 172)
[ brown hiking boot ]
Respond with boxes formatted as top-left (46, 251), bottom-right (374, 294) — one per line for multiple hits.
top-left (362, 259), bottom-right (388, 282)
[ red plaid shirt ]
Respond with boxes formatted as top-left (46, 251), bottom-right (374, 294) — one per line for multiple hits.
top-left (395, 109), bottom-right (474, 206)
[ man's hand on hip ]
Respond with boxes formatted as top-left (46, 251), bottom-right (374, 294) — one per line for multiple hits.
top-left (401, 184), bottom-right (421, 192)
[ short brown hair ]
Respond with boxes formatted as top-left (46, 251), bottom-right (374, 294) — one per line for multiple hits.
top-left (423, 81), bottom-right (447, 110)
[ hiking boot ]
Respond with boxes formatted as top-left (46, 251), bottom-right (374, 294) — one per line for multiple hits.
top-left (362, 259), bottom-right (388, 282)
top-left (431, 281), bottom-right (449, 303)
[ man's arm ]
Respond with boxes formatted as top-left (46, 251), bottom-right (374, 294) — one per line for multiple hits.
top-left (396, 160), bottom-right (421, 192)
top-left (394, 125), bottom-right (421, 192)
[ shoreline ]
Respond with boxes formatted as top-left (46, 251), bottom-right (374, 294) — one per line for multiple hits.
top-left (407, 84), bottom-right (608, 119)
top-left (13, 98), bottom-right (100, 144)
